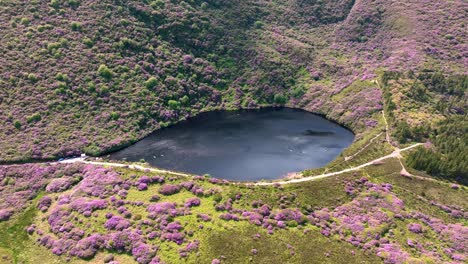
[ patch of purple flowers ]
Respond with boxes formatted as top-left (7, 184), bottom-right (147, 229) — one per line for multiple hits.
top-left (158, 184), bottom-right (181, 195)
top-left (184, 197), bottom-right (201, 207)
top-left (37, 196), bottom-right (53, 212)
top-left (46, 177), bottom-right (76, 193)
top-left (104, 216), bottom-right (131, 231)
top-left (407, 223), bottom-right (423, 234)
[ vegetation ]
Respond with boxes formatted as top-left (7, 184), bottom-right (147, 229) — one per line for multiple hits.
top-left (381, 72), bottom-right (467, 183)
top-left (97, 64), bottom-right (113, 79)
top-left (0, 0), bottom-right (466, 263)
top-left (0, 162), bottom-right (466, 263)
top-left (273, 94), bottom-right (287, 105)
top-left (1, 0), bottom-right (465, 162)
top-left (406, 116), bottom-right (467, 183)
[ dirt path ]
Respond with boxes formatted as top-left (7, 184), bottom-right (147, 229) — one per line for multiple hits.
top-left (377, 79), bottom-right (412, 175)
top-left (254, 143), bottom-right (423, 186)
top-left (344, 132), bottom-right (383, 161)
top-left (59, 143), bottom-right (423, 186)
top-left (345, 108), bottom-right (391, 162)
top-left (374, 80), bottom-right (394, 148)
top-left (381, 102), bottom-right (412, 175)
top-left (382, 110), bottom-right (394, 148)
top-left (59, 159), bottom-right (192, 177)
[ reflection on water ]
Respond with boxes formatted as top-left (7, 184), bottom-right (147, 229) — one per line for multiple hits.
top-left (108, 108), bottom-right (355, 181)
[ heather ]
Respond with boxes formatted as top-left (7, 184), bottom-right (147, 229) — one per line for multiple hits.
top-left (381, 72), bottom-right (467, 183)
top-left (0, 163), bottom-right (84, 221)
top-left (0, 162), bottom-right (466, 263)
top-left (0, 0), bottom-right (467, 263)
top-left (1, 0), bottom-right (466, 161)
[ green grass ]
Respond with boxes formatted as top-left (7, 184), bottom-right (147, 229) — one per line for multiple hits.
top-left (331, 80), bottom-right (377, 102)
top-left (364, 158), bottom-right (468, 224)
top-left (303, 125), bottom-right (392, 177)
top-left (391, 218), bottom-right (448, 263)
top-left (199, 224), bottom-right (381, 264)
top-left (1, 156), bottom-right (466, 264)
top-left (0, 194), bottom-right (43, 263)
top-left (0, 193), bottom-right (74, 264)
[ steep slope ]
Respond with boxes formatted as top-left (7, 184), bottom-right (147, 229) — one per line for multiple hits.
top-left (0, 0), bottom-right (466, 161)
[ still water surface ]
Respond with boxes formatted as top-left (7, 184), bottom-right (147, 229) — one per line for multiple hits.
top-left (109, 108), bottom-right (355, 181)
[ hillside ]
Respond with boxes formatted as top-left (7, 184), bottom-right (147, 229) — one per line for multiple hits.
top-left (0, 160), bottom-right (467, 263)
top-left (0, 0), bottom-right (467, 263)
top-left (1, 0), bottom-right (466, 162)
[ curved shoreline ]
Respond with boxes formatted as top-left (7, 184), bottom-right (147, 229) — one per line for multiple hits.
top-left (3, 108), bottom-right (424, 186)
top-left (100, 106), bottom-right (356, 161)
top-left (51, 142), bottom-right (423, 186)
top-left (0, 106), bottom-right (357, 166)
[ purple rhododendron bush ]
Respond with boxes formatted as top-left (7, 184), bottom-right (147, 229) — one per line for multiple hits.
top-left (0, 0), bottom-right (467, 263)
top-left (0, 163), bottom-right (83, 221)
top-left (0, 163), bottom-right (466, 263)
top-left (0, 0), bottom-right (466, 162)
top-left (310, 178), bottom-right (467, 263)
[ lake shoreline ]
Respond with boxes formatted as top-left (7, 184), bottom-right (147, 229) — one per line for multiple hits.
top-left (107, 108), bottom-right (355, 181)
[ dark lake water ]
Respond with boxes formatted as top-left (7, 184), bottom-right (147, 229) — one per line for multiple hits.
top-left (108, 108), bottom-right (355, 181)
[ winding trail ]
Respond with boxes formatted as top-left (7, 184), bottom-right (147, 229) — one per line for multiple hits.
top-left (255, 143), bottom-right (423, 186)
top-left (378, 81), bottom-right (413, 176)
top-left (345, 109), bottom-right (390, 162)
top-left (59, 159), bottom-right (191, 177)
top-left (59, 85), bottom-right (424, 186)
top-left (382, 109), bottom-right (394, 148)
top-left (59, 143), bottom-right (423, 186)
top-left (344, 132), bottom-right (383, 161)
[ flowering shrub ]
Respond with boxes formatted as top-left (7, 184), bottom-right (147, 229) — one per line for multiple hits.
top-left (5, 0), bottom-right (466, 162)
top-left (184, 197), bottom-right (201, 208)
top-left (147, 202), bottom-right (177, 218)
top-left (197, 214), bottom-right (212, 222)
top-left (131, 242), bottom-right (156, 264)
top-left (308, 178), bottom-right (468, 263)
top-left (70, 198), bottom-right (108, 213)
top-left (407, 223), bottom-right (423, 234)
top-left (273, 209), bottom-right (306, 224)
top-left (137, 183), bottom-right (148, 191)
top-left (242, 212), bottom-right (263, 226)
top-left (70, 234), bottom-right (105, 259)
top-left (75, 165), bottom-right (122, 197)
top-left (161, 232), bottom-right (185, 244)
top-left (5, 162), bottom-right (465, 263)
top-left (104, 216), bottom-right (131, 231)
top-left (46, 177), bottom-right (77, 193)
top-left (0, 163), bottom-right (85, 220)
top-left (180, 181), bottom-right (194, 191)
top-left (37, 196), bottom-right (53, 212)
top-left (0, 209), bottom-right (13, 221)
top-left (179, 240), bottom-right (199, 258)
top-left (219, 213), bottom-right (240, 221)
top-left (158, 184), bottom-right (181, 196)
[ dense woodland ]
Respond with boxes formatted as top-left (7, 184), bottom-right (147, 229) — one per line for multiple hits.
top-left (382, 72), bottom-right (467, 183)
top-left (406, 116), bottom-right (467, 183)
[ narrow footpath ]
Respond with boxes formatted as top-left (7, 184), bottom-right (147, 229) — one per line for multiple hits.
top-left (59, 143), bottom-right (423, 186)
top-left (59, 86), bottom-right (425, 186)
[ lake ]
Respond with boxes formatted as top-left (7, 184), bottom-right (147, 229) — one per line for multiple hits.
top-left (108, 108), bottom-right (355, 181)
